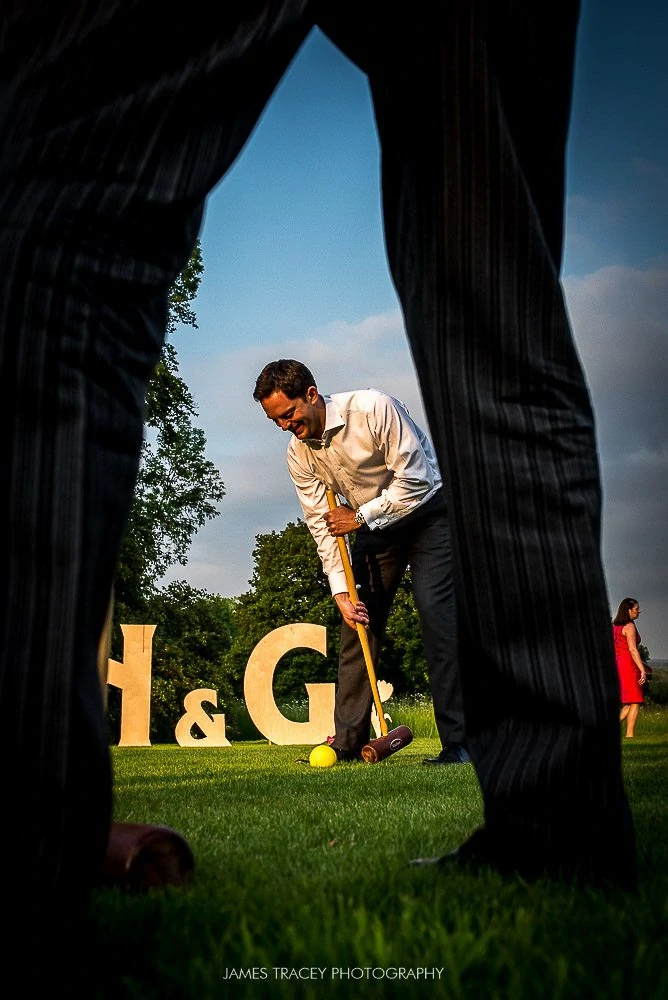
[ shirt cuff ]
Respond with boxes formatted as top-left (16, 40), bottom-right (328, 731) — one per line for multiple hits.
top-left (329, 570), bottom-right (349, 597)
top-left (360, 497), bottom-right (390, 530)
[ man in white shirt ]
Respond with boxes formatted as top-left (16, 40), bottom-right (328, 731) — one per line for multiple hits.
top-left (254, 358), bottom-right (468, 765)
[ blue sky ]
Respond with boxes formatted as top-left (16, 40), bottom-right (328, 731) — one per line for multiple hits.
top-left (167, 1), bottom-right (668, 658)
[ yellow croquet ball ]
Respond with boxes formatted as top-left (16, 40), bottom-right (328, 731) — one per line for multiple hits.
top-left (309, 744), bottom-right (338, 768)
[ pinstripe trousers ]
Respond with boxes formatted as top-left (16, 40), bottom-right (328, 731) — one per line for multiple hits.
top-left (0, 0), bottom-right (633, 953)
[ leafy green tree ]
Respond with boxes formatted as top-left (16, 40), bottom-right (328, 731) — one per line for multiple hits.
top-left (223, 519), bottom-right (431, 703)
top-left (382, 573), bottom-right (431, 696)
top-left (223, 520), bottom-right (341, 702)
top-left (113, 240), bottom-right (225, 630)
top-left (165, 240), bottom-right (205, 337)
top-left (145, 581), bottom-right (237, 741)
top-left (106, 241), bottom-right (230, 741)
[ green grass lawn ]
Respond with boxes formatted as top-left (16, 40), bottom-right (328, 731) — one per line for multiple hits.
top-left (91, 702), bottom-right (668, 999)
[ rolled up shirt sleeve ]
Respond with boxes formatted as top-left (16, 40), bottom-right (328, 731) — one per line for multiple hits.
top-left (358, 393), bottom-right (439, 529)
top-left (286, 456), bottom-right (350, 596)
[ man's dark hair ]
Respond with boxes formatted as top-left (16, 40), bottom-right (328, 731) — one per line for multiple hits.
top-left (613, 598), bottom-right (639, 626)
top-left (253, 359), bottom-right (317, 402)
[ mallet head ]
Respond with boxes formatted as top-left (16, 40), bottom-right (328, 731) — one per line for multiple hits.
top-left (361, 724), bottom-right (413, 763)
top-left (99, 823), bottom-right (194, 893)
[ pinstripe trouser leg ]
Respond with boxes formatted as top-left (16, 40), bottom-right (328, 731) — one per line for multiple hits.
top-left (0, 1), bottom-right (315, 965)
top-left (354, 2), bottom-right (634, 882)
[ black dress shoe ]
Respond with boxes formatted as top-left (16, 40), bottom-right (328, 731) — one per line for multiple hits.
top-left (409, 828), bottom-right (490, 870)
top-left (409, 827), bottom-right (638, 892)
top-left (331, 746), bottom-right (363, 763)
top-left (408, 850), bottom-right (461, 869)
top-left (422, 744), bottom-right (471, 765)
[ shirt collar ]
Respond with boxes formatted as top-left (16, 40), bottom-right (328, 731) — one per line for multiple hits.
top-left (305, 394), bottom-right (344, 447)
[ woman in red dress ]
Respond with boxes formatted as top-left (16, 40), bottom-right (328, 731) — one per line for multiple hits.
top-left (612, 598), bottom-right (647, 738)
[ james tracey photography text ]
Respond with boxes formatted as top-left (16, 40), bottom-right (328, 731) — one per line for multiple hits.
top-left (222, 968), bottom-right (445, 981)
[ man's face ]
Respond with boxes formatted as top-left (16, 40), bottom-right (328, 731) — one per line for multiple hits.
top-left (260, 386), bottom-right (323, 440)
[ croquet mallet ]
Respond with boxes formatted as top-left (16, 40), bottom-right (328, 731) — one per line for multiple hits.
top-left (325, 490), bottom-right (413, 763)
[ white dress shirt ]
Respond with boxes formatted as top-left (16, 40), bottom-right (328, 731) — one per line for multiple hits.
top-left (286, 389), bottom-right (442, 596)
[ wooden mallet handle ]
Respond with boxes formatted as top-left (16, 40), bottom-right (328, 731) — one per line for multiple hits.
top-left (325, 489), bottom-right (388, 737)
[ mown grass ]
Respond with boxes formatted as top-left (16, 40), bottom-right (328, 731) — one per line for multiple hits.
top-left (91, 701), bottom-right (668, 1000)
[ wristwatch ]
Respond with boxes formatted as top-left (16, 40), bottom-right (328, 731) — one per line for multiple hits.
top-left (354, 508), bottom-right (366, 527)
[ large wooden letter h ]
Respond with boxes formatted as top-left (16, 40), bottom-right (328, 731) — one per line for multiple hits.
top-left (106, 625), bottom-right (155, 746)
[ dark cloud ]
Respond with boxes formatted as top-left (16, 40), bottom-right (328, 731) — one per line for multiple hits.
top-left (565, 264), bottom-right (668, 655)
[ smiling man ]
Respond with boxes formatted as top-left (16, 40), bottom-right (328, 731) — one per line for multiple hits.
top-left (253, 358), bottom-right (468, 765)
